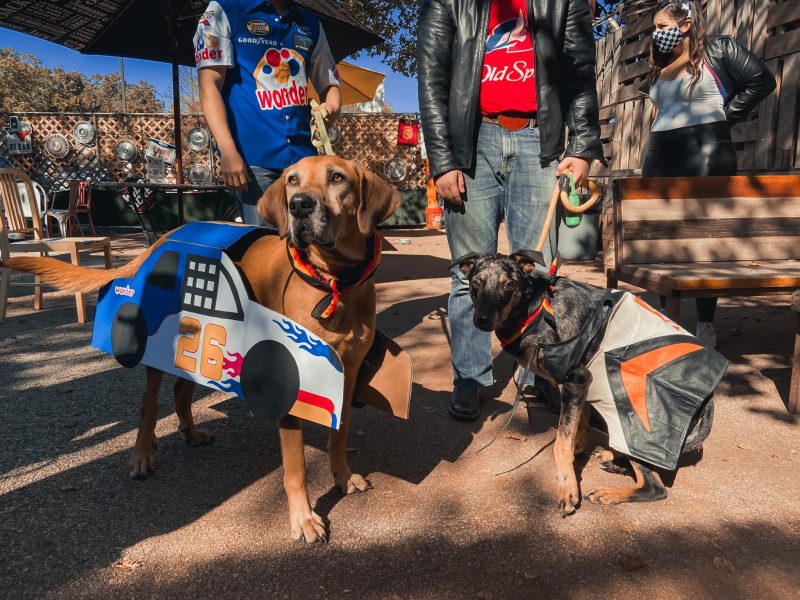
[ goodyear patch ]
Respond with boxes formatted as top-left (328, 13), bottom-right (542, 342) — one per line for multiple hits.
top-left (247, 19), bottom-right (270, 35)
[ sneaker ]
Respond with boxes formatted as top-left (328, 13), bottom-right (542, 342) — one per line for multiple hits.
top-left (695, 322), bottom-right (717, 348)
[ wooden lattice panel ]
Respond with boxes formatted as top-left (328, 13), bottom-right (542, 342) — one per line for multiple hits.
top-left (334, 114), bottom-right (426, 189)
top-left (1, 111), bottom-right (426, 192)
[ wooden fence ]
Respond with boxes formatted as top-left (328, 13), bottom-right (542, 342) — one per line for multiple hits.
top-left (593, 0), bottom-right (800, 178)
top-left (0, 112), bottom-right (426, 192)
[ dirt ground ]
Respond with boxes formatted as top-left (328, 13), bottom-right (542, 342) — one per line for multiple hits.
top-left (1, 229), bottom-right (799, 600)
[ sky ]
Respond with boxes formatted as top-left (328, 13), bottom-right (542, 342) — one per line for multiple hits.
top-left (1, 27), bottom-right (420, 112)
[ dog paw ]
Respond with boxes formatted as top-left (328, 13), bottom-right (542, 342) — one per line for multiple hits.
top-left (181, 426), bottom-right (215, 446)
top-left (583, 487), bottom-right (629, 505)
top-left (557, 478), bottom-right (580, 518)
top-left (129, 443), bottom-right (157, 479)
top-left (289, 511), bottom-right (327, 544)
top-left (336, 472), bottom-right (372, 495)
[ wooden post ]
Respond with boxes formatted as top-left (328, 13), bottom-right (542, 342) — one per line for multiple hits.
top-left (69, 243), bottom-right (86, 324)
top-left (0, 230), bottom-right (9, 324)
top-left (170, 10), bottom-right (185, 225)
top-left (664, 295), bottom-right (681, 323)
top-left (789, 291), bottom-right (800, 415)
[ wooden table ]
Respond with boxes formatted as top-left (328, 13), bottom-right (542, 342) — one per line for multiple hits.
top-left (790, 290), bottom-right (800, 414)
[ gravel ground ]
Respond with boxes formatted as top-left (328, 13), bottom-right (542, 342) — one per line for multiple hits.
top-left (1, 230), bottom-right (798, 600)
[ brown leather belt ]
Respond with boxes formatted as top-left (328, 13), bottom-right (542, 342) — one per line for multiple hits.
top-left (482, 113), bottom-right (538, 131)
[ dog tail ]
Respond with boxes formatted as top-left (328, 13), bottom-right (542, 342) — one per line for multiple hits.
top-left (1, 242), bottom-right (157, 293)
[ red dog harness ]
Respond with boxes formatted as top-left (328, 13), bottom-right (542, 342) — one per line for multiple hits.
top-left (496, 257), bottom-right (559, 349)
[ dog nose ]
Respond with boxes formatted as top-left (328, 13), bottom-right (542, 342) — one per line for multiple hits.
top-left (476, 315), bottom-right (492, 329)
top-left (289, 193), bottom-right (316, 217)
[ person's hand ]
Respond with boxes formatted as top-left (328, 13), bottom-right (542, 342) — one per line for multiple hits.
top-left (220, 148), bottom-right (249, 192)
top-left (434, 169), bottom-right (466, 205)
top-left (556, 156), bottom-right (591, 188)
top-left (312, 101), bottom-right (340, 124)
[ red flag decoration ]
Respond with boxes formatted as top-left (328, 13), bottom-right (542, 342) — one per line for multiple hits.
top-left (397, 118), bottom-right (419, 147)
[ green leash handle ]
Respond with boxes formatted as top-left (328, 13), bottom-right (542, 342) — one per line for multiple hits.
top-left (561, 174), bottom-right (582, 228)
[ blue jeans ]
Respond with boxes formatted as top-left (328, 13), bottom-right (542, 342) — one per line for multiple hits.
top-left (446, 121), bottom-right (557, 389)
top-left (235, 165), bottom-right (282, 226)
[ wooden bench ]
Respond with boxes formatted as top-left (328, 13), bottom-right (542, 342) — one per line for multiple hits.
top-left (606, 175), bottom-right (800, 414)
top-left (791, 290), bottom-right (800, 414)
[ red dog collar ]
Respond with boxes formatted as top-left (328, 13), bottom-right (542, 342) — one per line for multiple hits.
top-left (287, 232), bottom-right (382, 320)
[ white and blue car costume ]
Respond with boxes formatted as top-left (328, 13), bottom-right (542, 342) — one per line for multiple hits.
top-left (93, 222), bottom-right (345, 429)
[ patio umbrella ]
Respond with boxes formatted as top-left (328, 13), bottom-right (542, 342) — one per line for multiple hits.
top-left (0, 0), bottom-right (382, 223)
top-left (309, 61), bottom-right (385, 105)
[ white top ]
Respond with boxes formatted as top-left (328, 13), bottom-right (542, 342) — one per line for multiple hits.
top-left (650, 64), bottom-right (727, 132)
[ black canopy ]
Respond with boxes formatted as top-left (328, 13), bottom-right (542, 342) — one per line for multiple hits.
top-left (0, 0), bottom-right (382, 222)
top-left (0, 0), bottom-right (381, 65)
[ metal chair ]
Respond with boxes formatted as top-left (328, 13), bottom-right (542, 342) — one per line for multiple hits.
top-left (74, 181), bottom-right (97, 235)
top-left (44, 180), bottom-right (92, 238)
top-left (0, 169), bottom-right (112, 324)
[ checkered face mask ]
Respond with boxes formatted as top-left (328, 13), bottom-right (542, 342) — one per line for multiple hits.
top-left (652, 26), bottom-right (684, 54)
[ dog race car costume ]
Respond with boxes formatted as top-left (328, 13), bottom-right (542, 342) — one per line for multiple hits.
top-left (507, 280), bottom-right (728, 471)
top-left (92, 222), bottom-right (346, 429)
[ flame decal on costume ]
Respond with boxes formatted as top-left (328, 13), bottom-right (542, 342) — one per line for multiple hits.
top-left (207, 378), bottom-right (244, 399)
top-left (222, 351), bottom-right (243, 378)
top-left (273, 319), bottom-right (344, 373)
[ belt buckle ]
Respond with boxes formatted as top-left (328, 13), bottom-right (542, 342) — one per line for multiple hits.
top-left (497, 115), bottom-right (531, 131)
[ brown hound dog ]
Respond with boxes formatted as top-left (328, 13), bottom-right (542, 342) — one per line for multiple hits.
top-left (3, 156), bottom-right (399, 543)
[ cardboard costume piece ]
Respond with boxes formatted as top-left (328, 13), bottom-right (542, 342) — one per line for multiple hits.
top-left (93, 222), bottom-right (412, 428)
top-left (538, 290), bottom-right (728, 471)
top-left (354, 330), bottom-right (413, 419)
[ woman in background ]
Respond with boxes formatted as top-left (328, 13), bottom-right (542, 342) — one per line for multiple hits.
top-left (641, 0), bottom-right (775, 347)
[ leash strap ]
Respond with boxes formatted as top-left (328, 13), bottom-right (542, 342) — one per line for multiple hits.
top-left (286, 232), bottom-right (382, 320)
top-left (477, 348), bottom-right (537, 454)
top-left (310, 99), bottom-right (335, 156)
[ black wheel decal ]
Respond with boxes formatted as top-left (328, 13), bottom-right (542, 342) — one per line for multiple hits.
top-left (111, 302), bottom-right (147, 368)
top-left (241, 341), bottom-right (300, 420)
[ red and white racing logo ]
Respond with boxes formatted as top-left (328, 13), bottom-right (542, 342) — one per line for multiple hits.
top-left (253, 48), bottom-right (308, 110)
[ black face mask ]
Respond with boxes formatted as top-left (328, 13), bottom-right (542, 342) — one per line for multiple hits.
top-left (652, 25), bottom-right (685, 54)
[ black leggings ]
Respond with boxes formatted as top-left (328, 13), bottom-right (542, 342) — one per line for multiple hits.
top-left (642, 122), bottom-right (737, 323)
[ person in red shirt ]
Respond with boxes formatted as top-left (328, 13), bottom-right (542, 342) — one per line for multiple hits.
top-left (480, 0), bottom-right (537, 116)
top-left (418, 0), bottom-right (603, 420)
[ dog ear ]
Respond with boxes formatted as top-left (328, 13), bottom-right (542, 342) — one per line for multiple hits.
top-left (356, 164), bottom-right (401, 236)
top-left (257, 174), bottom-right (288, 238)
top-left (510, 249), bottom-right (546, 274)
top-left (449, 252), bottom-right (481, 276)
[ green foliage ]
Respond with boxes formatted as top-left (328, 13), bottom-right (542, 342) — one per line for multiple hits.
top-left (339, 0), bottom-right (420, 77)
top-left (0, 48), bottom-right (163, 113)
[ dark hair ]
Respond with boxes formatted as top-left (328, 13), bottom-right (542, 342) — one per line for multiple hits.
top-left (646, 0), bottom-right (707, 90)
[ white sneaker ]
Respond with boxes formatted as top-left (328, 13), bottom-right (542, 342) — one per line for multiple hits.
top-left (695, 322), bottom-right (717, 348)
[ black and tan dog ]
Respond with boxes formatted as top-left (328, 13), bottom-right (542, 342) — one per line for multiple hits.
top-left (454, 251), bottom-right (719, 517)
top-left (3, 156), bottom-right (399, 542)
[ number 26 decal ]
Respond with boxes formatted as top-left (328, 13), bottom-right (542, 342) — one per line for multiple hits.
top-left (175, 317), bottom-right (228, 381)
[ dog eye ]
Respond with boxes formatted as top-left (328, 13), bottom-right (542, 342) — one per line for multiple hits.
top-left (470, 278), bottom-right (482, 288)
top-left (330, 172), bottom-right (345, 183)
top-left (503, 281), bottom-right (515, 290)
top-left (287, 174), bottom-right (299, 185)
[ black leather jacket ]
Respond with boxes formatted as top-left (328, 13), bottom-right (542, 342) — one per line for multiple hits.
top-left (640, 36), bottom-right (776, 125)
top-left (417, 0), bottom-right (603, 177)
